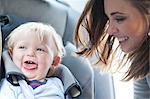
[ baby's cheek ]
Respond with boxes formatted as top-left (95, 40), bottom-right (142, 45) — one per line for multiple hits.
top-left (12, 56), bottom-right (21, 64)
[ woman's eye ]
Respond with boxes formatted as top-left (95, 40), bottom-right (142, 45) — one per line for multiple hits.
top-left (115, 16), bottom-right (126, 23)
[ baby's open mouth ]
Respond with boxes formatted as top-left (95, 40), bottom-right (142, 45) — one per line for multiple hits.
top-left (25, 61), bottom-right (36, 64)
top-left (23, 60), bottom-right (38, 70)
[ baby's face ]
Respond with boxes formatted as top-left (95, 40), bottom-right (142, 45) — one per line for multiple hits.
top-left (10, 32), bottom-right (55, 81)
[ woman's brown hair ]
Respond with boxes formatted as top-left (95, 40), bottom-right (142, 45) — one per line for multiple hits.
top-left (74, 0), bottom-right (150, 80)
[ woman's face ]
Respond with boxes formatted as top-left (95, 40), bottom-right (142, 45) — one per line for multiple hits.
top-left (104, 0), bottom-right (148, 53)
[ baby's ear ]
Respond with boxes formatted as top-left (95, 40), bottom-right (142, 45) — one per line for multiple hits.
top-left (52, 56), bottom-right (61, 67)
top-left (8, 48), bottom-right (13, 57)
top-left (47, 56), bottom-right (61, 77)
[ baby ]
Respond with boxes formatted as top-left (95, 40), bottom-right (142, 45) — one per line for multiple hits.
top-left (0, 22), bottom-right (65, 99)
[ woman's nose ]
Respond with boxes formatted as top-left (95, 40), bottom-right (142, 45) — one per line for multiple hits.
top-left (106, 23), bottom-right (118, 36)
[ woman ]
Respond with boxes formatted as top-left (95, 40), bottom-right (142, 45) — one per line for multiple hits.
top-left (74, 0), bottom-right (150, 98)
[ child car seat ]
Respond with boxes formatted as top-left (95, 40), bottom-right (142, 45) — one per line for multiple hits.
top-left (2, 50), bottom-right (82, 98)
top-left (0, 14), bottom-right (83, 98)
top-left (0, 14), bottom-right (94, 99)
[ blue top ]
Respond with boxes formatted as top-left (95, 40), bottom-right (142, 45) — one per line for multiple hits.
top-left (0, 77), bottom-right (65, 99)
top-left (29, 80), bottom-right (47, 89)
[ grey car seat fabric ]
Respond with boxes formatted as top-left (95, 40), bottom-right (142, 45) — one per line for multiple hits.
top-left (63, 42), bottom-right (94, 99)
top-left (62, 55), bottom-right (94, 99)
top-left (0, 0), bottom-right (67, 38)
top-left (1, 15), bottom-right (33, 48)
top-left (0, 0), bottom-right (79, 44)
top-left (0, 21), bottom-right (3, 81)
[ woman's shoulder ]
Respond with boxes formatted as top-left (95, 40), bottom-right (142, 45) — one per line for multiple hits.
top-left (146, 75), bottom-right (150, 87)
top-left (134, 75), bottom-right (150, 89)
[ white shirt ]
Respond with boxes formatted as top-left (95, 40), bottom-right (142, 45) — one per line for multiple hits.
top-left (0, 77), bottom-right (64, 99)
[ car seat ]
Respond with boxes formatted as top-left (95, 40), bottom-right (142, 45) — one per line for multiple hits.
top-left (0, 14), bottom-right (94, 99)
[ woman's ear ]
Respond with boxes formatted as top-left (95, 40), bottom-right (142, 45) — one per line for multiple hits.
top-left (52, 56), bottom-right (61, 67)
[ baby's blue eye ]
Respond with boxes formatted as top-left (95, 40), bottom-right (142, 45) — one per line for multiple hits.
top-left (37, 48), bottom-right (45, 52)
top-left (18, 46), bottom-right (25, 49)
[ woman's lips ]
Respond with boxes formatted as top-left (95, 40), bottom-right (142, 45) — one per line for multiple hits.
top-left (117, 36), bottom-right (129, 43)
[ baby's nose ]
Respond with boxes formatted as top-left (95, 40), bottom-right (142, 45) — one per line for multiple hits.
top-left (27, 49), bottom-right (35, 57)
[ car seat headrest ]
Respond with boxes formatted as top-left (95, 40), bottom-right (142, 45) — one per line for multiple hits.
top-left (0, 15), bottom-right (32, 48)
top-left (52, 64), bottom-right (82, 97)
top-left (0, 15), bottom-right (9, 25)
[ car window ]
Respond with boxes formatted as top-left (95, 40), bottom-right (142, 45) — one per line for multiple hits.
top-left (57, 0), bottom-right (87, 13)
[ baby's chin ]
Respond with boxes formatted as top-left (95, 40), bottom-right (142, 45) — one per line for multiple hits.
top-left (24, 74), bottom-right (37, 80)
top-left (27, 76), bottom-right (45, 82)
top-left (22, 70), bottom-right (45, 81)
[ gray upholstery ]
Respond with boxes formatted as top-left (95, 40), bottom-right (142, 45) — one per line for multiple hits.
top-left (62, 55), bottom-right (94, 99)
top-left (57, 40), bottom-right (94, 99)
top-left (0, 0), bottom-right (79, 44)
top-left (63, 8), bottom-right (80, 44)
top-left (63, 42), bottom-right (94, 99)
top-left (0, 23), bottom-right (3, 80)
top-left (52, 64), bottom-right (82, 98)
top-left (0, 0), bottom-right (67, 38)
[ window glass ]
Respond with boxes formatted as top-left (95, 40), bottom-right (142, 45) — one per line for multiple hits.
top-left (58, 0), bottom-right (87, 13)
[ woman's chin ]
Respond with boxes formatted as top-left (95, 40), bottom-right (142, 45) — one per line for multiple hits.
top-left (121, 46), bottom-right (137, 54)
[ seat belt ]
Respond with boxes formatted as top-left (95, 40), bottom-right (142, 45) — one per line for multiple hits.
top-left (0, 21), bottom-right (2, 69)
top-left (0, 16), bottom-right (8, 81)
top-left (0, 18), bottom-right (3, 84)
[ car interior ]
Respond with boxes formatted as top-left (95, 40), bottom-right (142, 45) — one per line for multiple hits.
top-left (0, 0), bottom-right (115, 99)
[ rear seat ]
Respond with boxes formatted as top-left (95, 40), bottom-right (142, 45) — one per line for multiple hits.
top-left (0, 0), bottom-right (80, 45)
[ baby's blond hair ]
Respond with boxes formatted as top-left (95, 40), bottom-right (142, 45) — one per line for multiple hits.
top-left (7, 22), bottom-right (65, 57)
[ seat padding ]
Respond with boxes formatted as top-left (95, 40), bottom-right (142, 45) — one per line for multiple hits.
top-left (1, 0), bottom-right (67, 38)
top-left (62, 42), bottom-right (94, 99)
